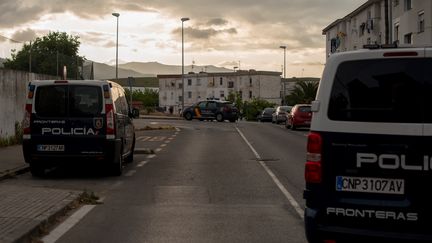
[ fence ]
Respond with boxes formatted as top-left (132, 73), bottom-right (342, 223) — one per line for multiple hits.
top-left (0, 68), bottom-right (57, 139)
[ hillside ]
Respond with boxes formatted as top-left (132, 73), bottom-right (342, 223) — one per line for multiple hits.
top-left (119, 62), bottom-right (232, 75)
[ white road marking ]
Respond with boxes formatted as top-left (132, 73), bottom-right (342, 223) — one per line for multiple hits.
top-left (42, 205), bottom-right (96, 243)
top-left (136, 160), bottom-right (149, 167)
top-left (111, 181), bottom-right (124, 189)
top-left (235, 127), bottom-right (305, 220)
top-left (125, 169), bottom-right (137, 177)
top-left (155, 148), bottom-right (162, 152)
top-left (175, 128), bottom-right (180, 132)
top-left (164, 140), bottom-right (171, 144)
top-left (168, 137), bottom-right (174, 140)
top-left (160, 144), bottom-right (167, 147)
top-left (147, 154), bottom-right (156, 159)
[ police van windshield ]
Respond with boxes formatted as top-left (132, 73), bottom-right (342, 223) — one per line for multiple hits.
top-left (328, 58), bottom-right (432, 123)
top-left (35, 85), bottom-right (103, 117)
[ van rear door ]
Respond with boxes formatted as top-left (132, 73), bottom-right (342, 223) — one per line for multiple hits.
top-left (314, 55), bottom-right (432, 235)
top-left (31, 84), bottom-right (106, 158)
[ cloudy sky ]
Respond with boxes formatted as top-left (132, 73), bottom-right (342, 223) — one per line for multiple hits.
top-left (0, 0), bottom-right (366, 77)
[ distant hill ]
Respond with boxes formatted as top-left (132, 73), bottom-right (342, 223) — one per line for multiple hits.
top-left (84, 61), bottom-right (154, 79)
top-left (119, 62), bottom-right (232, 75)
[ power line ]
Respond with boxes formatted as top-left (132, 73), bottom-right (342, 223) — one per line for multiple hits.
top-left (0, 34), bottom-right (23, 43)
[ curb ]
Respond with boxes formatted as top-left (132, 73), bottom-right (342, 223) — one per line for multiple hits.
top-left (14, 191), bottom-right (83, 243)
top-left (0, 165), bottom-right (29, 181)
top-left (139, 115), bottom-right (183, 120)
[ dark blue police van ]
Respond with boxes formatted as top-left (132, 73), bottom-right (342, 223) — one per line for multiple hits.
top-left (22, 80), bottom-right (137, 176)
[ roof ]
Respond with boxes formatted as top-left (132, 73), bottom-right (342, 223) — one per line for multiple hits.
top-left (322, 0), bottom-right (381, 34)
top-left (111, 77), bottom-right (159, 87)
top-left (282, 77), bottom-right (320, 83)
top-left (157, 70), bottom-right (282, 79)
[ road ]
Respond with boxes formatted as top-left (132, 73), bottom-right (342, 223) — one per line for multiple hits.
top-left (4, 119), bottom-right (310, 243)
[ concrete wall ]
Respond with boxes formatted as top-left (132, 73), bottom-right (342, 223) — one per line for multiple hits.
top-left (0, 69), bottom-right (57, 139)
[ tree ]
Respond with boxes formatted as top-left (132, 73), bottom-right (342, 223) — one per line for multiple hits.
top-left (227, 91), bottom-right (243, 114)
top-left (285, 80), bottom-right (319, 105)
top-left (4, 31), bottom-right (85, 78)
top-left (243, 98), bottom-right (276, 121)
top-left (125, 88), bottom-right (159, 114)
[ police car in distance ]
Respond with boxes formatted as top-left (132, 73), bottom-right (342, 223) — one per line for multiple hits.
top-left (304, 44), bottom-right (432, 242)
top-left (22, 80), bottom-right (138, 176)
top-left (182, 100), bottom-right (238, 122)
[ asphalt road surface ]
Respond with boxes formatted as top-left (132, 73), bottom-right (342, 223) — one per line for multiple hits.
top-left (7, 119), bottom-right (310, 243)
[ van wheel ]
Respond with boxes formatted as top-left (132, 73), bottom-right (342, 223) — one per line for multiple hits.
top-left (110, 150), bottom-right (123, 176)
top-left (125, 136), bottom-right (135, 163)
top-left (184, 112), bottom-right (193, 120)
top-left (30, 163), bottom-right (45, 177)
top-left (216, 113), bottom-right (224, 122)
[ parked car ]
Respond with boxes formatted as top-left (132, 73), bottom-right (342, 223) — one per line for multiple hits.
top-left (285, 104), bottom-right (311, 130)
top-left (257, 107), bottom-right (275, 122)
top-left (22, 80), bottom-right (138, 177)
top-left (182, 100), bottom-right (238, 122)
top-left (272, 105), bottom-right (292, 124)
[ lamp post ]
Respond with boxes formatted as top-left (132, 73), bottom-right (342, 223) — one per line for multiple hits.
top-left (181, 17), bottom-right (190, 113)
top-left (280, 45), bottom-right (287, 105)
top-left (112, 13), bottom-right (120, 80)
top-left (279, 45), bottom-right (286, 79)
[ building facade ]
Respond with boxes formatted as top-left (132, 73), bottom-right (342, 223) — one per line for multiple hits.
top-left (158, 70), bottom-right (282, 114)
top-left (323, 0), bottom-right (432, 57)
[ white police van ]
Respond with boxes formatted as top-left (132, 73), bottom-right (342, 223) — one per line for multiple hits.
top-left (304, 45), bottom-right (432, 242)
top-left (22, 80), bottom-right (137, 176)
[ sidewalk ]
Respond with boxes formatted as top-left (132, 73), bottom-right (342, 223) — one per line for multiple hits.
top-left (0, 117), bottom-right (179, 242)
top-left (0, 145), bottom-right (82, 243)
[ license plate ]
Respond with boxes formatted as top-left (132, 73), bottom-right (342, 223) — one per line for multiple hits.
top-left (37, 145), bottom-right (65, 152)
top-left (336, 176), bottom-right (404, 195)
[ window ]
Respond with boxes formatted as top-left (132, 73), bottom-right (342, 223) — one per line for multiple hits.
top-left (220, 91), bottom-right (225, 98)
top-left (404, 0), bottom-right (412, 11)
top-left (197, 79), bottom-right (201, 86)
top-left (404, 33), bottom-right (412, 44)
top-left (394, 0), bottom-right (399, 6)
top-left (328, 59), bottom-right (432, 123)
top-left (418, 11), bottom-right (425, 33)
top-left (239, 91), bottom-right (243, 98)
top-left (178, 83), bottom-right (183, 89)
top-left (35, 85), bottom-right (102, 118)
top-left (188, 79), bottom-right (192, 86)
top-left (187, 91), bottom-right (192, 99)
top-left (179, 96), bottom-right (183, 102)
top-left (249, 78), bottom-right (252, 86)
top-left (228, 81), bottom-right (234, 88)
top-left (394, 23), bottom-right (399, 42)
top-left (249, 91), bottom-right (252, 98)
top-left (220, 77), bottom-right (223, 85)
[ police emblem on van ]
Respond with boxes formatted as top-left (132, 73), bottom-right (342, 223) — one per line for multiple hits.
top-left (94, 118), bottom-right (103, 129)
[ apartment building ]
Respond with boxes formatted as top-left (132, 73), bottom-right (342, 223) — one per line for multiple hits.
top-left (158, 70), bottom-right (282, 114)
top-left (323, 0), bottom-right (432, 57)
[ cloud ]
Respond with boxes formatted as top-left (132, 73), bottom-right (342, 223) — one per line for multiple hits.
top-left (11, 28), bottom-right (37, 42)
top-left (172, 26), bottom-right (237, 40)
top-left (206, 18), bottom-right (228, 26)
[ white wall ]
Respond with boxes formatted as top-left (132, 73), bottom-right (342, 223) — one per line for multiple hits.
top-left (0, 69), bottom-right (57, 139)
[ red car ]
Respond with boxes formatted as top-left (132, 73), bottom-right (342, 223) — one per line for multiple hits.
top-left (285, 104), bottom-right (312, 130)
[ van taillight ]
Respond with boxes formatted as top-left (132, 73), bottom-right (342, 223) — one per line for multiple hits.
top-left (305, 132), bottom-right (322, 183)
top-left (105, 104), bottom-right (115, 137)
top-left (23, 104), bottom-right (32, 136)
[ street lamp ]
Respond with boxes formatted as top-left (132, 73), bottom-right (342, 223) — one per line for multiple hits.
top-left (280, 45), bottom-right (287, 105)
top-left (181, 17), bottom-right (190, 113)
top-left (279, 45), bottom-right (286, 79)
top-left (112, 12), bottom-right (120, 80)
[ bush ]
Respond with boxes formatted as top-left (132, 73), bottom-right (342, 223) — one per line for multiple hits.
top-left (243, 98), bottom-right (276, 121)
top-left (0, 122), bottom-right (23, 147)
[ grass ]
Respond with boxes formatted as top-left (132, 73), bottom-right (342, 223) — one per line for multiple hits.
top-left (0, 122), bottom-right (23, 147)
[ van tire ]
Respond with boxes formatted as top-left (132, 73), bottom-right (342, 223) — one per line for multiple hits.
top-left (30, 163), bottom-right (45, 177)
top-left (184, 112), bottom-right (193, 120)
top-left (110, 149), bottom-right (123, 176)
top-left (125, 136), bottom-right (135, 163)
top-left (216, 113), bottom-right (224, 122)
